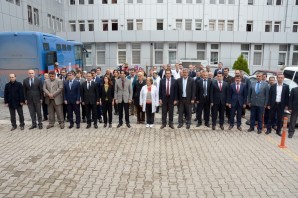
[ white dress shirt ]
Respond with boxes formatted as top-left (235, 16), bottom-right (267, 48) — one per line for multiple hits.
top-left (276, 83), bottom-right (283, 102)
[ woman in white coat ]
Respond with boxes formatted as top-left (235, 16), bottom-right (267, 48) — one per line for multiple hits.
top-left (140, 77), bottom-right (159, 128)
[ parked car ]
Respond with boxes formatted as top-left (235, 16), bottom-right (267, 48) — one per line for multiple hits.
top-left (251, 70), bottom-right (281, 77)
top-left (283, 67), bottom-right (298, 84)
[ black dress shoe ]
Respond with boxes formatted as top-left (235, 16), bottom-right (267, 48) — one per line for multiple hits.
top-left (11, 126), bottom-right (17, 131)
top-left (117, 124), bottom-right (122, 128)
top-left (86, 124), bottom-right (91, 129)
top-left (38, 125), bottom-right (43, 129)
top-left (169, 125), bottom-right (175, 129)
top-left (126, 124), bottom-right (131, 128)
top-left (196, 123), bottom-right (202, 127)
top-left (99, 119), bottom-right (103, 123)
top-left (43, 118), bottom-right (48, 121)
top-left (276, 131), bottom-right (282, 136)
top-left (228, 126), bottom-right (233, 130)
top-left (257, 130), bottom-right (262, 134)
top-left (212, 126), bottom-right (216, 130)
top-left (160, 125), bottom-right (166, 129)
top-left (82, 119), bottom-right (86, 123)
top-left (205, 123), bottom-right (210, 127)
top-left (186, 125), bottom-right (190, 129)
top-left (247, 128), bottom-right (254, 132)
top-left (220, 125), bottom-right (224, 130)
top-left (69, 125), bottom-right (73, 129)
top-left (94, 124), bottom-right (98, 129)
top-left (109, 124), bottom-right (112, 128)
top-left (177, 124), bottom-right (183, 128)
top-left (237, 127), bottom-right (242, 131)
top-left (288, 133), bottom-right (293, 138)
top-left (29, 125), bottom-right (37, 130)
top-left (103, 123), bottom-right (107, 128)
top-left (20, 126), bottom-right (24, 130)
top-left (265, 130), bottom-right (271, 135)
top-left (194, 118), bottom-right (198, 121)
top-left (76, 125), bottom-right (80, 129)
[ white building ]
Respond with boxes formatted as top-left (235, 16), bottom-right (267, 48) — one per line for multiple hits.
top-left (1, 0), bottom-right (298, 73)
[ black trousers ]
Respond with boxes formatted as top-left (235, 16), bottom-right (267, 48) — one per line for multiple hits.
top-left (178, 98), bottom-right (191, 125)
top-left (28, 101), bottom-right (42, 126)
top-left (97, 104), bottom-right (102, 120)
top-left (212, 103), bottom-right (225, 126)
top-left (267, 102), bottom-right (284, 133)
top-left (161, 96), bottom-right (174, 125)
top-left (102, 100), bottom-right (113, 124)
top-left (289, 109), bottom-right (298, 135)
top-left (118, 102), bottom-right (130, 124)
top-left (85, 103), bottom-right (97, 125)
top-left (135, 104), bottom-right (145, 122)
top-left (67, 103), bottom-right (80, 126)
top-left (197, 98), bottom-right (210, 125)
top-left (9, 106), bottom-right (25, 128)
top-left (229, 102), bottom-right (242, 127)
top-left (145, 103), bottom-right (155, 124)
top-left (42, 100), bottom-right (48, 119)
top-left (81, 103), bottom-right (86, 119)
top-left (63, 103), bottom-right (68, 120)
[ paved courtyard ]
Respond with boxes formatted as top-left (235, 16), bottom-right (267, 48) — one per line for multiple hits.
top-left (0, 102), bottom-right (298, 198)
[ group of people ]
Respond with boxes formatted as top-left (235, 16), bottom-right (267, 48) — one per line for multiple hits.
top-left (3, 62), bottom-right (298, 138)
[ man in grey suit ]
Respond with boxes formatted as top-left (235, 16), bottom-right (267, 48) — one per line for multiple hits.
top-left (23, 70), bottom-right (43, 129)
top-left (247, 72), bottom-right (269, 134)
top-left (43, 71), bottom-right (64, 129)
top-left (115, 70), bottom-right (133, 128)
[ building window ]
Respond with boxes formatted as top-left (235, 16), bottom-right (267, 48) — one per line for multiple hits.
top-left (218, 20), bottom-right (225, 31)
top-left (79, 0), bottom-right (84, 4)
top-left (293, 22), bottom-right (298, 32)
top-left (293, 45), bottom-right (298, 65)
top-left (136, 19), bottom-right (143, 30)
top-left (278, 44), bottom-right (287, 65)
top-left (60, 19), bottom-right (63, 31)
top-left (56, 18), bottom-right (60, 31)
top-left (227, 20), bottom-right (234, 31)
top-left (176, 0), bottom-right (182, 3)
top-left (267, 0), bottom-right (273, 5)
top-left (210, 0), bottom-right (216, 4)
top-left (185, 19), bottom-right (192, 30)
top-left (296, 0), bottom-right (298, 5)
top-left (197, 43), bottom-right (206, 60)
top-left (89, 0), bottom-right (94, 4)
top-left (228, 0), bottom-right (235, 4)
top-left (241, 44), bottom-right (250, 62)
top-left (274, 21), bottom-right (281, 32)
top-left (253, 45), bottom-right (262, 65)
top-left (127, 19), bottom-right (133, 30)
top-left (102, 20), bottom-right (108, 31)
top-left (33, 8), bottom-right (39, 26)
top-left (118, 44), bottom-right (127, 65)
top-left (112, 20), bottom-right (118, 31)
top-left (79, 20), bottom-right (85, 31)
top-left (132, 43), bottom-right (141, 64)
top-left (176, 19), bottom-right (182, 30)
top-left (265, 21), bottom-right (272, 32)
top-left (70, 0), bottom-right (75, 5)
top-left (85, 44), bottom-right (93, 66)
top-left (27, 5), bottom-right (32, 25)
top-left (15, 0), bottom-right (20, 6)
top-left (168, 43), bottom-right (177, 64)
top-left (209, 20), bottom-right (216, 31)
top-left (210, 44), bottom-right (219, 64)
top-left (186, 0), bottom-right (192, 3)
top-left (69, 20), bottom-right (76, 32)
top-left (102, 0), bottom-right (107, 4)
top-left (128, 0), bottom-right (133, 3)
top-left (196, 0), bottom-right (203, 3)
top-left (52, 16), bottom-right (55, 30)
top-left (248, 0), bottom-right (253, 5)
top-left (137, 0), bottom-right (143, 3)
top-left (157, 19), bottom-right (163, 30)
top-left (96, 43), bottom-right (105, 65)
top-left (246, 21), bottom-right (253, 32)
top-left (157, 0), bottom-right (163, 3)
top-left (276, 0), bottom-right (282, 5)
top-left (48, 14), bottom-right (52, 28)
top-left (88, 20), bottom-right (94, 31)
top-left (154, 43), bottom-right (163, 64)
top-left (112, 0), bottom-right (117, 4)
top-left (219, 0), bottom-right (225, 4)
top-left (195, 19), bottom-right (202, 30)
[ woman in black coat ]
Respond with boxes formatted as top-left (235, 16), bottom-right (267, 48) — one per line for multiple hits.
top-left (99, 76), bottom-right (114, 128)
top-left (133, 72), bottom-right (146, 124)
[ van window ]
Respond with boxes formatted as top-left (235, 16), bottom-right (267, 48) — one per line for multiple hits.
top-left (294, 72), bottom-right (298, 84)
top-left (43, 43), bottom-right (50, 51)
top-left (284, 70), bottom-right (294, 81)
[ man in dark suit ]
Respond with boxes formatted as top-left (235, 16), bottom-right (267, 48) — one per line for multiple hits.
top-left (159, 69), bottom-right (177, 129)
top-left (176, 68), bottom-right (196, 129)
top-left (228, 75), bottom-right (247, 131)
top-left (188, 65), bottom-right (196, 78)
top-left (133, 71), bottom-right (146, 124)
top-left (4, 74), bottom-right (25, 131)
top-left (23, 70), bottom-right (43, 129)
top-left (158, 64), bottom-right (167, 79)
top-left (213, 62), bottom-right (224, 77)
top-left (81, 72), bottom-right (100, 129)
top-left (288, 87), bottom-right (298, 138)
top-left (91, 69), bottom-right (103, 123)
top-left (59, 68), bottom-right (68, 121)
top-left (75, 70), bottom-right (86, 123)
top-left (64, 72), bottom-right (81, 129)
top-left (266, 74), bottom-right (289, 136)
top-left (196, 71), bottom-right (212, 127)
top-left (210, 72), bottom-right (229, 130)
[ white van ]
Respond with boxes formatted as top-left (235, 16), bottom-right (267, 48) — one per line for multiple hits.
top-left (283, 67), bottom-right (298, 84)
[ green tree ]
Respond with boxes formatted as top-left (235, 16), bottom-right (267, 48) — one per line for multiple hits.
top-left (233, 54), bottom-right (250, 75)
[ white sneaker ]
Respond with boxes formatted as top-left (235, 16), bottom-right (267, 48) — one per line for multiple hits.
top-left (149, 124), bottom-right (154, 128)
top-left (146, 124), bottom-right (150, 128)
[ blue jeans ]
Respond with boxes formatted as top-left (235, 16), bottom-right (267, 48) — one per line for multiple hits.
top-left (250, 106), bottom-right (264, 130)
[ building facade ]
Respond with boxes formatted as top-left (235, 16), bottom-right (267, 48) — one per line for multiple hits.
top-left (1, 0), bottom-right (298, 73)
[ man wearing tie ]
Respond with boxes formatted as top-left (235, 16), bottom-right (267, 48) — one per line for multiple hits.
top-left (176, 68), bottom-right (196, 129)
top-left (228, 75), bottom-right (247, 131)
top-left (159, 69), bottom-right (177, 129)
top-left (64, 72), bottom-right (81, 129)
top-left (23, 70), bottom-right (43, 129)
top-left (114, 70), bottom-right (133, 128)
top-left (266, 74), bottom-right (289, 136)
top-left (196, 71), bottom-right (212, 127)
top-left (81, 72), bottom-right (99, 129)
top-left (247, 72), bottom-right (269, 134)
top-left (210, 72), bottom-right (229, 130)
